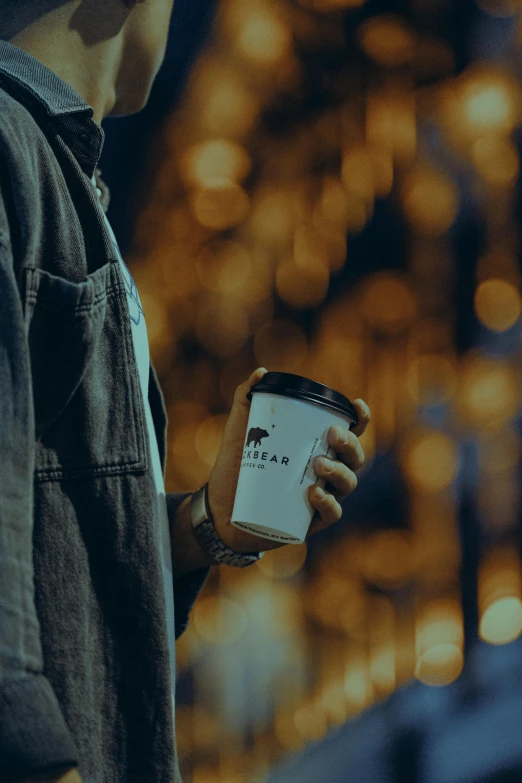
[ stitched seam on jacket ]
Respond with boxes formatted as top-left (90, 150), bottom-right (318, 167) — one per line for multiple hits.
top-left (25, 283), bottom-right (125, 313)
top-left (35, 460), bottom-right (148, 481)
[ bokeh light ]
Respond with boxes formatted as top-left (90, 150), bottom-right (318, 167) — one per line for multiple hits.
top-left (358, 271), bottom-right (418, 334)
top-left (474, 277), bottom-right (521, 331)
top-left (358, 14), bottom-right (416, 67)
top-left (191, 177), bottom-right (250, 230)
top-left (276, 259), bottom-right (330, 309)
top-left (181, 139), bottom-right (252, 187)
top-left (194, 296), bottom-right (251, 357)
top-left (124, 0), bottom-right (522, 775)
top-left (293, 702), bottom-right (328, 741)
top-left (401, 165), bottom-right (459, 235)
top-left (192, 59), bottom-right (260, 137)
top-left (480, 596), bottom-right (522, 645)
top-left (359, 530), bottom-right (414, 589)
top-left (406, 353), bottom-right (458, 406)
top-left (196, 240), bottom-right (251, 293)
top-left (344, 653), bottom-right (372, 712)
top-left (194, 414), bottom-right (228, 468)
top-left (306, 573), bottom-right (367, 636)
top-left (457, 355), bottom-right (519, 429)
top-left (236, 8), bottom-right (292, 67)
top-left (366, 87), bottom-right (416, 164)
top-left (460, 70), bottom-right (519, 135)
top-left (194, 596), bottom-right (249, 644)
top-left (478, 427), bottom-right (521, 474)
top-left (441, 66), bottom-right (521, 148)
top-left (404, 430), bottom-right (459, 492)
top-left (479, 543), bottom-right (522, 645)
top-left (471, 136), bottom-right (520, 187)
top-left (415, 598), bottom-right (464, 686)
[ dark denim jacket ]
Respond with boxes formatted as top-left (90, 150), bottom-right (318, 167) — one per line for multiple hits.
top-left (0, 40), bottom-right (211, 783)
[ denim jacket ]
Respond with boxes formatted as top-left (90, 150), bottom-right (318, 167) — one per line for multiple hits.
top-left (0, 40), bottom-right (211, 783)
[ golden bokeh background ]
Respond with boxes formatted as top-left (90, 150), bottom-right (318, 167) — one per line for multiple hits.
top-left (119, 0), bottom-right (522, 780)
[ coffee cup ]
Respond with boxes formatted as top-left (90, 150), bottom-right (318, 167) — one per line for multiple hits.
top-left (230, 372), bottom-right (358, 544)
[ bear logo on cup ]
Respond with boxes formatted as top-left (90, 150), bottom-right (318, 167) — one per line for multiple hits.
top-left (246, 427), bottom-right (270, 448)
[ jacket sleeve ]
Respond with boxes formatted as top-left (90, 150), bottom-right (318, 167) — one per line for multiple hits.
top-left (0, 164), bottom-right (79, 781)
top-left (165, 492), bottom-right (211, 640)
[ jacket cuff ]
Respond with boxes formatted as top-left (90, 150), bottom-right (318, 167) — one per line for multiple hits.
top-left (0, 674), bottom-right (79, 783)
top-left (166, 491), bottom-right (212, 640)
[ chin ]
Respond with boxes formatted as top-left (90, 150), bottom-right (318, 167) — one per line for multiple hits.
top-left (110, 65), bottom-right (157, 117)
top-left (109, 88), bottom-right (151, 118)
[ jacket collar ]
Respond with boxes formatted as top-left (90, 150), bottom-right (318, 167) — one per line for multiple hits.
top-left (0, 39), bottom-right (105, 179)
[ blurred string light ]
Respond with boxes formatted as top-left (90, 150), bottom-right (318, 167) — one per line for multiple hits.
top-left (224, 0), bottom-right (294, 69)
top-left (344, 642), bottom-right (372, 716)
top-left (357, 14), bottom-right (416, 67)
top-left (474, 277), bottom-right (521, 330)
top-left (193, 595), bottom-right (249, 645)
top-left (439, 64), bottom-right (521, 155)
top-left (471, 136), bottom-right (520, 187)
top-left (125, 0), bottom-right (522, 777)
top-left (406, 353), bottom-right (458, 407)
top-left (359, 530), bottom-right (414, 590)
top-left (462, 75), bottom-right (518, 134)
top-left (414, 596), bottom-right (464, 686)
top-left (456, 353), bottom-right (519, 430)
top-left (196, 240), bottom-right (251, 293)
top-left (400, 164), bottom-right (459, 235)
top-left (190, 177), bottom-right (251, 230)
top-left (366, 83), bottom-right (417, 165)
top-left (369, 596), bottom-right (396, 698)
top-left (358, 272), bottom-right (418, 336)
top-left (180, 138), bottom-right (252, 188)
top-left (479, 543), bottom-right (522, 645)
top-left (403, 429), bottom-right (459, 493)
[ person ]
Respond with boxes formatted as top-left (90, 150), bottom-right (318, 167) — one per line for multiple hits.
top-left (0, 1), bottom-right (371, 781)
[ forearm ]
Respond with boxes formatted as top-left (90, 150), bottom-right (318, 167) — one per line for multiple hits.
top-left (169, 494), bottom-right (215, 578)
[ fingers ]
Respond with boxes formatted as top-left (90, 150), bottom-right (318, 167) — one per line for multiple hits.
top-left (308, 443), bottom-right (361, 537)
top-left (307, 484), bottom-right (343, 530)
top-left (313, 456), bottom-right (358, 496)
top-left (326, 427), bottom-right (365, 471)
top-left (350, 398), bottom-right (371, 437)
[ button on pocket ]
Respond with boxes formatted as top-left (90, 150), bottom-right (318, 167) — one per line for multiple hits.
top-left (25, 259), bottom-right (149, 481)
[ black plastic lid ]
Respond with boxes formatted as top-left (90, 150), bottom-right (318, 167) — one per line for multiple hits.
top-left (246, 372), bottom-right (358, 424)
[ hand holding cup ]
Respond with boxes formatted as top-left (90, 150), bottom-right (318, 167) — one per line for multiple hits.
top-left (207, 369), bottom-right (371, 553)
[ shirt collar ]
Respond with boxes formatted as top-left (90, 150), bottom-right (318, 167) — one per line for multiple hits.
top-left (0, 39), bottom-right (105, 177)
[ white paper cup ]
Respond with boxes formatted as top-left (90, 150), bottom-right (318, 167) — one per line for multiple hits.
top-left (230, 372), bottom-right (358, 544)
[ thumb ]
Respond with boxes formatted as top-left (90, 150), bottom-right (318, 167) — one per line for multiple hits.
top-left (208, 367), bottom-right (271, 549)
top-left (212, 367), bottom-right (269, 485)
top-left (235, 366), bottom-right (269, 412)
top-left (226, 367), bottom-right (269, 435)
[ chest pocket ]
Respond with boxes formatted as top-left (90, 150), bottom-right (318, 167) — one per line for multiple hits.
top-left (25, 258), bottom-right (149, 481)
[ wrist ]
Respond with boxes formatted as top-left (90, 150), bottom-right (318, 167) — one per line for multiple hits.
top-left (190, 484), bottom-right (264, 567)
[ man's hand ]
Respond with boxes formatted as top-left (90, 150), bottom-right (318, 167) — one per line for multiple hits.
top-left (207, 368), bottom-right (371, 553)
top-left (20, 768), bottom-right (83, 783)
top-left (305, 400), bottom-right (370, 536)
